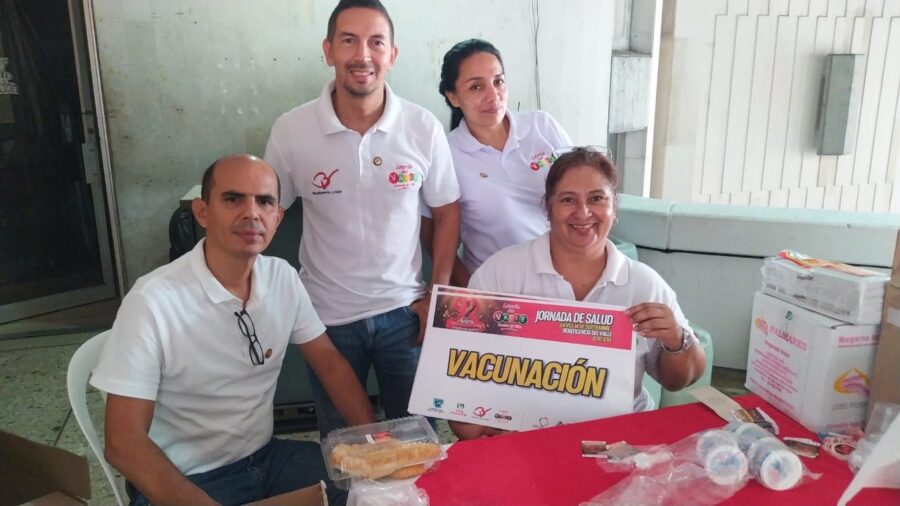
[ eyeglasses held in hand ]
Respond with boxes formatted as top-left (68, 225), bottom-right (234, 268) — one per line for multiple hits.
top-left (234, 309), bottom-right (265, 366)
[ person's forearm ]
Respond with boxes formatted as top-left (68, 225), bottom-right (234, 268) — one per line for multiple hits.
top-left (449, 256), bottom-right (471, 287)
top-left (430, 203), bottom-right (460, 287)
top-left (106, 434), bottom-right (217, 506)
top-left (315, 358), bottom-right (375, 426)
top-left (656, 342), bottom-right (706, 391)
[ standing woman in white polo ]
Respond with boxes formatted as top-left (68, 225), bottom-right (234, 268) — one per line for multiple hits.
top-left (423, 39), bottom-right (572, 287)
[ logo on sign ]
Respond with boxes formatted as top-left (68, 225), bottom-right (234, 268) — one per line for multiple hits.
top-left (833, 368), bottom-right (870, 395)
top-left (0, 58), bottom-right (19, 95)
top-left (428, 397), bottom-right (445, 414)
top-left (473, 406), bottom-right (491, 417)
top-left (754, 316), bottom-right (806, 351)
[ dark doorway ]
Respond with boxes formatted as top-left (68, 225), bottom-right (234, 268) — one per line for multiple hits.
top-left (0, 0), bottom-right (116, 325)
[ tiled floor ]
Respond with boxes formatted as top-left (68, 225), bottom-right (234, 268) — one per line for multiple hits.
top-left (0, 331), bottom-right (459, 505)
top-left (0, 330), bottom-right (748, 505)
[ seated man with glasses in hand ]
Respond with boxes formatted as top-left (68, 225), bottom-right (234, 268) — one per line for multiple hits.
top-left (91, 155), bottom-right (374, 506)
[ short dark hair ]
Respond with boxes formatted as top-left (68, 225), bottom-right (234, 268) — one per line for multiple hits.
top-left (200, 157), bottom-right (281, 203)
top-left (200, 160), bottom-right (218, 202)
top-left (439, 39), bottom-right (505, 130)
top-left (543, 147), bottom-right (618, 215)
top-left (326, 0), bottom-right (394, 43)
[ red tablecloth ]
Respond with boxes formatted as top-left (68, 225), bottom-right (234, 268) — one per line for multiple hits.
top-left (415, 395), bottom-right (900, 505)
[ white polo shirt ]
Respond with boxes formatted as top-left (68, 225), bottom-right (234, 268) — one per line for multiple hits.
top-left (469, 233), bottom-right (691, 412)
top-left (265, 81), bottom-right (461, 325)
top-left (448, 111), bottom-right (571, 272)
top-left (90, 240), bottom-right (325, 476)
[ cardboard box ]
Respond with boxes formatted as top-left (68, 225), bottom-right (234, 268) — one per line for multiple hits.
top-left (0, 429), bottom-right (90, 506)
top-left (745, 292), bottom-right (879, 434)
top-left (248, 482), bottom-right (327, 506)
top-left (868, 231), bottom-right (900, 420)
top-left (409, 286), bottom-right (636, 431)
top-left (0, 428), bottom-right (326, 506)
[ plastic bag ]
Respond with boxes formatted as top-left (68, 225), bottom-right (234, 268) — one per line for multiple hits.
top-left (584, 431), bottom-right (751, 505)
top-left (592, 443), bottom-right (672, 473)
top-left (347, 479), bottom-right (430, 506)
top-left (583, 459), bottom-right (746, 506)
top-left (849, 402), bottom-right (900, 474)
top-left (583, 424), bottom-right (821, 505)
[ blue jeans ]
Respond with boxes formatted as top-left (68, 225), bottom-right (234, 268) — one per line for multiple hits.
top-left (128, 438), bottom-right (347, 505)
top-left (308, 305), bottom-right (421, 438)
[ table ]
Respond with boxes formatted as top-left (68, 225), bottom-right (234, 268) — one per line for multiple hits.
top-left (415, 395), bottom-right (900, 505)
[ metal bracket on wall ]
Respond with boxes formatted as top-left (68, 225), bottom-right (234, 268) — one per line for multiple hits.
top-left (816, 54), bottom-right (863, 156)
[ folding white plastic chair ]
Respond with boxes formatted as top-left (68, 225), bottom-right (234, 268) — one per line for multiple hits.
top-left (66, 330), bottom-right (127, 506)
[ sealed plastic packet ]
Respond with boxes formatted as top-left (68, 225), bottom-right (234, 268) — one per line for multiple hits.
top-left (724, 422), bottom-right (821, 491)
top-left (693, 430), bottom-right (749, 487)
top-left (590, 442), bottom-right (672, 472)
top-left (321, 415), bottom-right (445, 498)
top-left (347, 479), bottom-right (430, 506)
top-left (584, 430), bottom-right (752, 505)
top-left (583, 424), bottom-right (822, 505)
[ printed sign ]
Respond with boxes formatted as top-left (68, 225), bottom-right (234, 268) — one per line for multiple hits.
top-left (0, 58), bottom-right (18, 95)
top-left (408, 285), bottom-right (636, 431)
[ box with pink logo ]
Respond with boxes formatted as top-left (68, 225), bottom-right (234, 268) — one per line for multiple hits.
top-left (745, 291), bottom-right (879, 434)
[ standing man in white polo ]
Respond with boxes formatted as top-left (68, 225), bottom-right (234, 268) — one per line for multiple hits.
top-left (264, 0), bottom-right (461, 437)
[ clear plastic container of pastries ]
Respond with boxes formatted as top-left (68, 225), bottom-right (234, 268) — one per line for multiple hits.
top-left (321, 415), bottom-right (446, 481)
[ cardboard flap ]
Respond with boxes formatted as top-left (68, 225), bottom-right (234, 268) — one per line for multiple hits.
top-left (870, 230), bottom-right (900, 418)
top-left (885, 290), bottom-right (900, 329)
top-left (20, 492), bottom-right (84, 506)
top-left (0, 430), bottom-right (91, 504)
top-left (247, 481), bottom-right (327, 506)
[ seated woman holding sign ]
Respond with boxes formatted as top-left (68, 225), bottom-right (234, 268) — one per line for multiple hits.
top-left (450, 147), bottom-right (706, 440)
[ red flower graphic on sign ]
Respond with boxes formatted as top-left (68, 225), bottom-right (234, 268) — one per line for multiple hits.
top-left (313, 169), bottom-right (339, 190)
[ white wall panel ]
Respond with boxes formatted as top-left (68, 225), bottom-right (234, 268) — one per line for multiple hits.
top-left (653, 0), bottom-right (900, 213)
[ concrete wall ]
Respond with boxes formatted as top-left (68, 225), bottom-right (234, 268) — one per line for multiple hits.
top-left (90, 0), bottom-right (615, 286)
top-left (611, 0), bottom-right (657, 196)
top-left (613, 194), bottom-right (899, 369)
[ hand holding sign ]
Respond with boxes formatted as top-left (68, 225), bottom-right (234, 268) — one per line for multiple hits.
top-left (626, 302), bottom-right (681, 349)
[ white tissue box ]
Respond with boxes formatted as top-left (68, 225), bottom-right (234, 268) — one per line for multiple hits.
top-left (761, 252), bottom-right (888, 325)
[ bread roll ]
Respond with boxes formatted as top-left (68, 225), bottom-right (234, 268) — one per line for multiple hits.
top-left (331, 440), bottom-right (441, 479)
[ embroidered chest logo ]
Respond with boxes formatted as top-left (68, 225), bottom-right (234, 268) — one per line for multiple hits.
top-left (388, 163), bottom-right (420, 190)
top-left (312, 169), bottom-right (342, 195)
top-left (529, 151), bottom-right (557, 171)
